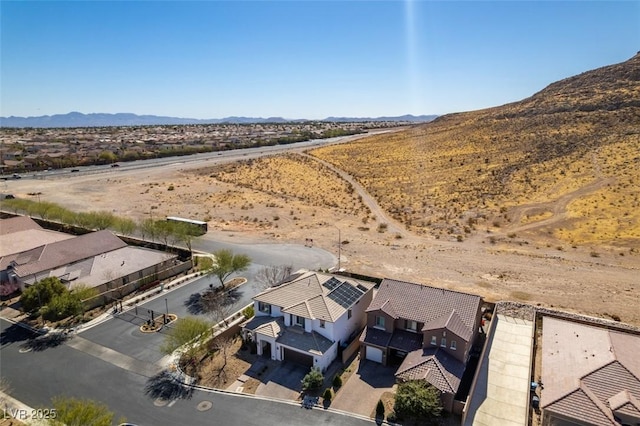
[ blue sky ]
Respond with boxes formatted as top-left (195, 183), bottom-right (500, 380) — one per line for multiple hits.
top-left (1, 1), bottom-right (638, 119)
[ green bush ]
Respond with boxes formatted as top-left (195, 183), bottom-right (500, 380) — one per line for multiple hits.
top-left (301, 367), bottom-right (324, 390)
top-left (20, 277), bottom-right (67, 313)
top-left (323, 388), bottom-right (333, 402)
top-left (393, 381), bottom-right (442, 420)
top-left (242, 305), bottom-right (255, 320)
top-left (332, 374), bottom-right (343, 388)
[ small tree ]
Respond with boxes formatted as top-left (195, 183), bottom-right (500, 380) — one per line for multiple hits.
top-left (208, 249), bottom-right (251, 288)
top-left (161, 316), bottom-right (212, 365)
top-left (113, 217), bottom-right (137, 236)
top-left (202, 290), bottom-right (233, 325)
top-left (211, 336), bottom-right (234, 383)
top-left (20, 277), bottom-right (67, 313)
top-left (255, 264), bottom-right (293, 289)
top-left (49, 396), bottom-right (119, 426)
top-left (301, 366), bottom-right (324, 390)
top-left (393, 381), bottom-right (442, 421)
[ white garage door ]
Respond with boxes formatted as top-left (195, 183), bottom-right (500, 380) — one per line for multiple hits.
top-left (366, 346), bottom-right (383, 363)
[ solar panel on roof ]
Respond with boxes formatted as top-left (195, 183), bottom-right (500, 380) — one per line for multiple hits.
top-left (327, 282), bottom-right (365, 308)
top-left (323, 277), bottom-right (341, 291)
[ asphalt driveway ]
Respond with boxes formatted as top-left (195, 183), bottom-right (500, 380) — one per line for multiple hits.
top-left (331, 358), bottom-right (397, 417)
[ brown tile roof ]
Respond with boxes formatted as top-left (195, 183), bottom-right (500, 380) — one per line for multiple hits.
top-left (541, 316), bottom-right (640, 425)
top-left (388, 329), bottom-right (423, 352)
top-left (360, 326), bottom-right (392, 348)
top-left (395, 347), bottom-right (466, 394)
top-left (0, 216), bottom-right (42, 235)
top-left (9, 230), bottom-right (127, 278)
top-left (423, 310), bottom-right (473, 341)
top-left (253, 271), bottom-right (375, 322)
top-left (367, 278), bottom-right (481, 342)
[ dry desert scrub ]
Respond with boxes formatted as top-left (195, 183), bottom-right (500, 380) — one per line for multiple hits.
top-left (309, 94), bottom-right (640, 250)
top-left (202, 153), bottom-right (368, 215)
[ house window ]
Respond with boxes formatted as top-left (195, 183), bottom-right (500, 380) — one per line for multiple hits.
top-left (441, 337), bottom-right (447, 348)
top-left (431, 336), bottom-right (437, 346)
top-left (295, 315), bottom-right (305, 327)
top-left (450, 340), bottom-right (457, 350)
top-left (348, 309), bottom-right (352, 319)
top-left (406, 320), bottom-right (417, 331)
top-left (375, 316), bottom-right (385, 329)
top-left (319, 320), bottom-right (325, 328)
top-left (258, 302), bottom-right (271, 314)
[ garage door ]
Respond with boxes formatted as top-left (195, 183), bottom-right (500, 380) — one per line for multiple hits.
top-left (366, 346), bottom-right (383, 363)
top-left (283, 347), bottom-right (313, 367)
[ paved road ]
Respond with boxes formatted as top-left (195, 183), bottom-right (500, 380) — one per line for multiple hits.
top-left (1, 319), bottom-right (373, 426)
top-left (9, 130), bottom-right (398, 182)
top-left (78, 239), bottom-right (334, 364)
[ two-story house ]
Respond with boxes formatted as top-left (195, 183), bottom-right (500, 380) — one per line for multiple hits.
top-left (360, 278), bottom-right (483, 412)
top-left (242, 271), bottom-right (376, 372)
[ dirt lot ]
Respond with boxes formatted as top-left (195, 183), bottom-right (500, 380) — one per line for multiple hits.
top-left (5, 151), bottom-right (639, 326)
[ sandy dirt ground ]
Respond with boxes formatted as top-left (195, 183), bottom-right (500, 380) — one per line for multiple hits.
top-left (5, 154), bottom-right (639, 326)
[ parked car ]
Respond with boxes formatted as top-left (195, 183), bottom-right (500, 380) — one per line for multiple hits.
top-left (111, 163), bottom-right (120, 167)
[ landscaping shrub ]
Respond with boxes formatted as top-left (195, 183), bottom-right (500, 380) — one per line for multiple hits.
top-left (323, 388), bottom-right (333, 402)
top-left (301, 367), bottom-right (324, 390)
top-left (242, 305), bottom-right (255, 320)
top-left (332, 374), bottom-right (343, 388)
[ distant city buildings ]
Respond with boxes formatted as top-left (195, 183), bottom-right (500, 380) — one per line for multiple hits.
top-left (0, 121), bottom-right (406, 173)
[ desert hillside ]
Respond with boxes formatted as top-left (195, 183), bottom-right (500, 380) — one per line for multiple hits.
top-left (310, 53), bottom-right (640, 249)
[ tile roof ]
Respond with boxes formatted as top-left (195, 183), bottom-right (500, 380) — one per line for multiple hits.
top-left (367, 278), bottom-right (481, 342)
top-left (541, 316), bottom-right (640, 425)
top-left (0, 228), bottom-right (74, 258)
top-left (243, 316), bottom-right (284, 339)
top-left (0, 216), bottom-right (41, 235)
top-left (388, 329), bottom-right (423, 352)
top-left (253, 271), bottom-right (375, 322)
top-left (25, 246), bottom-right (177, 290)
top-left (395, 347), bottom-right (466, 394)
top-left (8, 230), bottom-right (127, 278)
top-left (423, 310), bottom-right (473, 341)
top-left (360, 326), bottom-right (392, 348)
top-left (276, 327), bottom-right (334, 356)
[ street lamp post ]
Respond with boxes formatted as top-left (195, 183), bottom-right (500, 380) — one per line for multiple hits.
top-left (165, 298), bottom-right (169, 315)
top-left (332, 225), bottom-right (341, 271)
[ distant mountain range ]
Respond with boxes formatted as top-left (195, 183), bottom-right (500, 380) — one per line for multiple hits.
top-left (0, 112), bottom-right (437, 128)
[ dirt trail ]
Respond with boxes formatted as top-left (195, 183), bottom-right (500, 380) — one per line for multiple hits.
top-left (504, 177), bottom-right (615, 234)
top-left (300, 153), bottom-right (410, 238)
top-left (5, 152), bottom-right (640, 326)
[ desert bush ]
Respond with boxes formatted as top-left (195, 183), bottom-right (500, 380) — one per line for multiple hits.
top-left (301, 367), bottom-right (324, 390)
top-left (242, 305), bottom-right (255, 320)
top-left (323, 388), bottom-right (333, 402)
top-left (332, 374), bottom-right (342, 388)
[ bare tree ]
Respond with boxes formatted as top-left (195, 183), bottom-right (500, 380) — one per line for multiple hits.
top-left (211, 336), bottom-right (234, 383)
top-left (202, 290), bottom-right (233, 326)
top-left (255, 265), bottom-right (293, 290)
